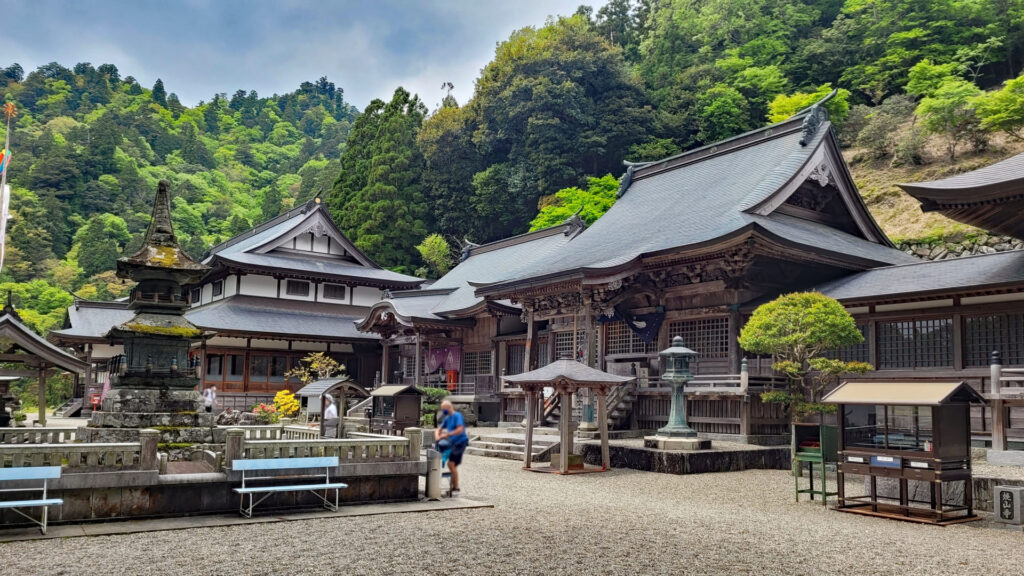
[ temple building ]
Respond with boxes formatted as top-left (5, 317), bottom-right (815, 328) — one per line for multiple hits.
top-left (358, 102), bottom-right (1024, 445)
top-left (52, 197), bottom-right (423, 411)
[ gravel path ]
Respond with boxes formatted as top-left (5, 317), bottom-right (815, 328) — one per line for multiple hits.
top-left (1, 455), bottom-right (1022, 576)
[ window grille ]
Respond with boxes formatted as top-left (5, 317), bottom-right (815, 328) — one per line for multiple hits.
top-left (605, 321), bottom-right (655, 355)
top-left (554, 331), bottom-right (581, 360)
top-left (537, 339), bottom-right (549, 367)
top-left (212, 280), bottom-right (223, 297)
top-left (878, 318), bottom-right (953, 369)
top-left (462, 351), bottom-right (491, 376)
top-left (667, 317), bottom-right (730, 359)
top-left (824, 325), bottom-right (870, 363)
top-left (506, 344), bottom-right (526, 375)
top-left (965, 313), bottom-right (1024, 367)
top-left (322, 283), bottom-right (346, 300)
top-left (190, 288), bottom-right (201, 305)
top-left (286, 280), bottom-right (310, 296)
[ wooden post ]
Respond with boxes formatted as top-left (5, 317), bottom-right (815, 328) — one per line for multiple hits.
top-left (525, 310), bottom-right (536, 373)
top-left (37, 366), bottom-right (47, 427)
top-left (598, 388), bottom-right (610, 470)
top-left (524, 389), bottom-right (536, 469)
top-left (414, 333), bottom-right (422, 387)
top-left (559, 390), bottom-right (571, 474)
top-left (381, 342), bottom-right (390, 386)
top-left (991, 351), bottom-right (1007, 450)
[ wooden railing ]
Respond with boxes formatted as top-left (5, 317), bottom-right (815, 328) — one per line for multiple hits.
top-left (0, 442), bottom-right (142, 470)
top-left (281, 425), bottom-right (320, 440)
top-left (0, 428), bottom-right (79, 444)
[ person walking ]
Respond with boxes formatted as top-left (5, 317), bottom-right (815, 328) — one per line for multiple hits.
top-left (434, 400), bottom-right (469, 495)
top-left (202, 385), bottom-right (218, 413)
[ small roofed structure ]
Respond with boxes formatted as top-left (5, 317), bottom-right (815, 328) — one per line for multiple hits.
top-left (504, 359), bottom-right (634, 474)
top-left (824, 380), bottom-right (985, 525)
top-left (899, 152), bottom-right (1024, 240)
top-left (369, 384), bottom-right (423, 435)
top-left (0, 295), bottom-right (88, 426)
top-left (294, 377), bottom-right (369, 437)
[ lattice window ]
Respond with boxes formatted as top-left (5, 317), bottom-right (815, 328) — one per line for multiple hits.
top-left (667, 317), bottom-right (730, 359)
top-left (506, 344), bottom-right (526, 375)
top-left (825, 325), bottom-right (870, 363)
top-left (878, 318), bottom-right (953, 369)
top-left (554, 331), bottom-right (583, 361)
top-left (463, 351), bottom-right (492, 376)
top-left (965, 313), bottom-right (1024, 367)
top-left (537, 338), bottom-right (549, 367)
top-left (605, 321), bottom-right (656, 355)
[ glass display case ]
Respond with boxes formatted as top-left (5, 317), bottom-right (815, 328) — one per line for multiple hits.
top-left (823, 380), bottom-right (985, 525)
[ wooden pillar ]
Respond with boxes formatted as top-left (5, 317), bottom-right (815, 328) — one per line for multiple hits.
top-left (414, 333), bottom-right (422, 387)
top-left (991, 353), bottom-right (1007, 450)
top-left (525, 310), bottom-right (537, 373)
top-left (559, 389), bottom-right (571, 474)
top-left (598, 388), bottom-right (610, 470)
top-left (381, 341), bottom-right (391, 386)
top-left (37, 366), bottom-right (47, 427)
top-left (83, 344), bottom-right (93, 399)
top-left (199, 338), bottom-right (208, 390)
top-left (524, 389), bottom-right (537, 469)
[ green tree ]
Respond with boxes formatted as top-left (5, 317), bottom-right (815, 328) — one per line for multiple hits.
top-left (915, 77), bottom-right (984, 159)
top-left (529, 174), bottom-right (618, 231)
top-left (696, 84), bottom-right (751, 143)
top-left (73, 213), bottom-right (131, 277)
top-left (738, 292), bottom-right (872, 421)
top-left (151, 78), bottom-right (167, 107)
top-left (178, 121), bottom-right (214, 167)
top-left (330, 87), bottom-right (428, 270)
top-left (415, 233), bottom-right (454, 279)
top-left (767, 83), bottom-right (850, 124)
top-left (972, 73), bottom-right (1024, 139)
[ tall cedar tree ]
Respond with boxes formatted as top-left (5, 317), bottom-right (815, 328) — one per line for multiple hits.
top-left (329, 87), bottom-right (428, 271)
top-left (151, 78), bottom-right (167, 107)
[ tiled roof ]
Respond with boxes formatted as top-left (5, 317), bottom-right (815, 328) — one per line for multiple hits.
top-left (50, 301), bottom-right (134, 341)
top-left (812, 250), bottom-right (1024, 301)
top-left (185, 296), bottom-right (377, 341)
top-left (211, 252), bottom-right (422, 287)
top-left (900, 152), bottom-right (1024, 192)
top-left (477, 119), bottom-right (910, 292)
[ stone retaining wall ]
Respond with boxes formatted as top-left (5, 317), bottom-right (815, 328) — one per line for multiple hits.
top-left (897, 233), bottom-right (1023, 261)
top-left (576, 441), bottom-right (791, 475)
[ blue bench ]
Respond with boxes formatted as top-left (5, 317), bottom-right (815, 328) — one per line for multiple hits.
top-left (232, 456), bottom-right (347, 518)
top-left (0, 466), bottom-right (63, 534)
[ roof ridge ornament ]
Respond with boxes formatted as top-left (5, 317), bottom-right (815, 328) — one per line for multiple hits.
top-left (617, 164), bottom-right (634, 197)
top-left (459, 237), bottom-right (480, 262)
top-left (798, 104), bottom-right (829, 147)
top-left (562, 208), bottom-right (585, 236)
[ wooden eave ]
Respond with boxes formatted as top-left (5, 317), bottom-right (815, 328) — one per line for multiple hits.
top-left (203, 254), bottom-right (421, 290)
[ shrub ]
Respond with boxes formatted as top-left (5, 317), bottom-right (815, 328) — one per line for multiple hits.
top-left (856, 113), bottom-right (897, 159)
top-left (891, 127), bottom-right (927, 167)
top-left (273, 390), bottom-right (300, 417)
top-left (252, 403), bottom-right (279, 424)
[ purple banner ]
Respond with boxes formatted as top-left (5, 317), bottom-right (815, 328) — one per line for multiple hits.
top-left (425, 346), bottom-right (461, 373)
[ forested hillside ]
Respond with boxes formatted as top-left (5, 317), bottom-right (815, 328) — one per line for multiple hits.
top-left (3, 0), bottom-right (1024, 332)
top-left (0, 63), bottom-right (357, 330)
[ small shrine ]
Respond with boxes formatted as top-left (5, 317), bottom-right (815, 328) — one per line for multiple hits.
top-left (83, 180), bottom-right (210, 441)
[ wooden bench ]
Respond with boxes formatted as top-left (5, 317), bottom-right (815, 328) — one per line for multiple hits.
top-left (0, 466), bottom-right (63, 534)
top-left (232, 456), bottom-right (346, 518)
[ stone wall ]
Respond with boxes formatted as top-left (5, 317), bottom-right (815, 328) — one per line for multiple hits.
top-left (897, 233), bottom-right (1023, 261)
top-left (576, 441), bottom-right (791, 474)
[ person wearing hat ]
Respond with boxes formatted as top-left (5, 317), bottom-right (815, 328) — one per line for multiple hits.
top-left (434, 400), bottom-right (469, 495)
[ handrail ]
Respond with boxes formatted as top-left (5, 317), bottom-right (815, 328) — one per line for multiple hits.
top-left (0, 442), bottom-right (142, 470)
top-left (240, 437), bottom-right (413, 461)
top-left (0, 428), bottom-right (79, 444)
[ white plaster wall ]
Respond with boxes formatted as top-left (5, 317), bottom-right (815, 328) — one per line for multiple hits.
top-left (329, 343), bottom-right (354, 353)
top-left (225, 275), bottom-right (239, 297)
top-left (313, 235), bottom-right (330, 253)
top-left (207, 336), bottom-right (248, 348)
top-left (329, 241), bottom-right (347, 256)
top-left (295, 234), bottom-right (313, 251)
top-left (292, 341), bottom-right (328, 351)
top-left (91, 344), bottom-right (124, 360)
top-left (250, 339), bottom-right (292, 350)
top-left (201, 283), bottom-right (213, 303)
top-left (240, 274), bottom-right (278, 298)
top-left (352, 286), bottom-right (382, 307)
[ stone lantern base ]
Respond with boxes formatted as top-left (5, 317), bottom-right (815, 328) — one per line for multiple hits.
top-left (644, 436), bottom-right (712, 451)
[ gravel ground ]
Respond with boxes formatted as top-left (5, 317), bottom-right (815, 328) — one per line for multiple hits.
top-left (2, 455), bottom-right (1022, 576)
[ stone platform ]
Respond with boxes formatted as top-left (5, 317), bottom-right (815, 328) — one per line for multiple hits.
top-left (577, 438), bottom-right (790, 475)
top-left (80, 411), bottom-right (216, 443)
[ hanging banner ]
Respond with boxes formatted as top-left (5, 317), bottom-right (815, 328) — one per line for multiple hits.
top-left (425, 345), bottom-right (461, 372)
top-left (598, 304), bottom-right (665, 343)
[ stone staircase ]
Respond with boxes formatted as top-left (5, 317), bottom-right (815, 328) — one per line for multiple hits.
top-left (55, 397), bottom-right (83, 417)
top-left (466, 430), bottom-right (560, 461)
top-left (543, 384), bottom-right (636, 430)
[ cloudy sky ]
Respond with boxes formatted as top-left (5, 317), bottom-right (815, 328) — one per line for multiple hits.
top-left (1, 0), bottom-right (593, 110)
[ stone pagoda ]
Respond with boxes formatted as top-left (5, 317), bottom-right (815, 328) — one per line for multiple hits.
top-left (84, 180), bottom-right (210, 440)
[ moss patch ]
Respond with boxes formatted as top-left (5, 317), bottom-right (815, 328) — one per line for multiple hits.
top-left (157, 442), bottom-right (196, 450)
top-left (124, 322), bottom-right (201, 338)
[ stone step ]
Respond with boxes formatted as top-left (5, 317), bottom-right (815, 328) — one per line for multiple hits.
top-left (475, 434), bottom-right (559, 447)
top-left (464, 447), bottom-right (531, 461)
top-left (471, 441), bottom-right (548, 453)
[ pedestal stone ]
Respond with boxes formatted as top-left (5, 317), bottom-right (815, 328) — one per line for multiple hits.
top-left (644, 436), bottom-right (712, 451)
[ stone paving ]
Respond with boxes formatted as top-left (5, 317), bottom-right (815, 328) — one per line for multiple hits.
top-left (1, 454), bottom-right (1023, 575)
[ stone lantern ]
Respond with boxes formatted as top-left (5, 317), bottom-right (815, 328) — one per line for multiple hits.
top-left (645, 336), bottom-right (710, 450)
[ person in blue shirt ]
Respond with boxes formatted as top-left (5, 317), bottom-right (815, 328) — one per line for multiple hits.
top-left (434, 400), bottom-right (469, 495)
